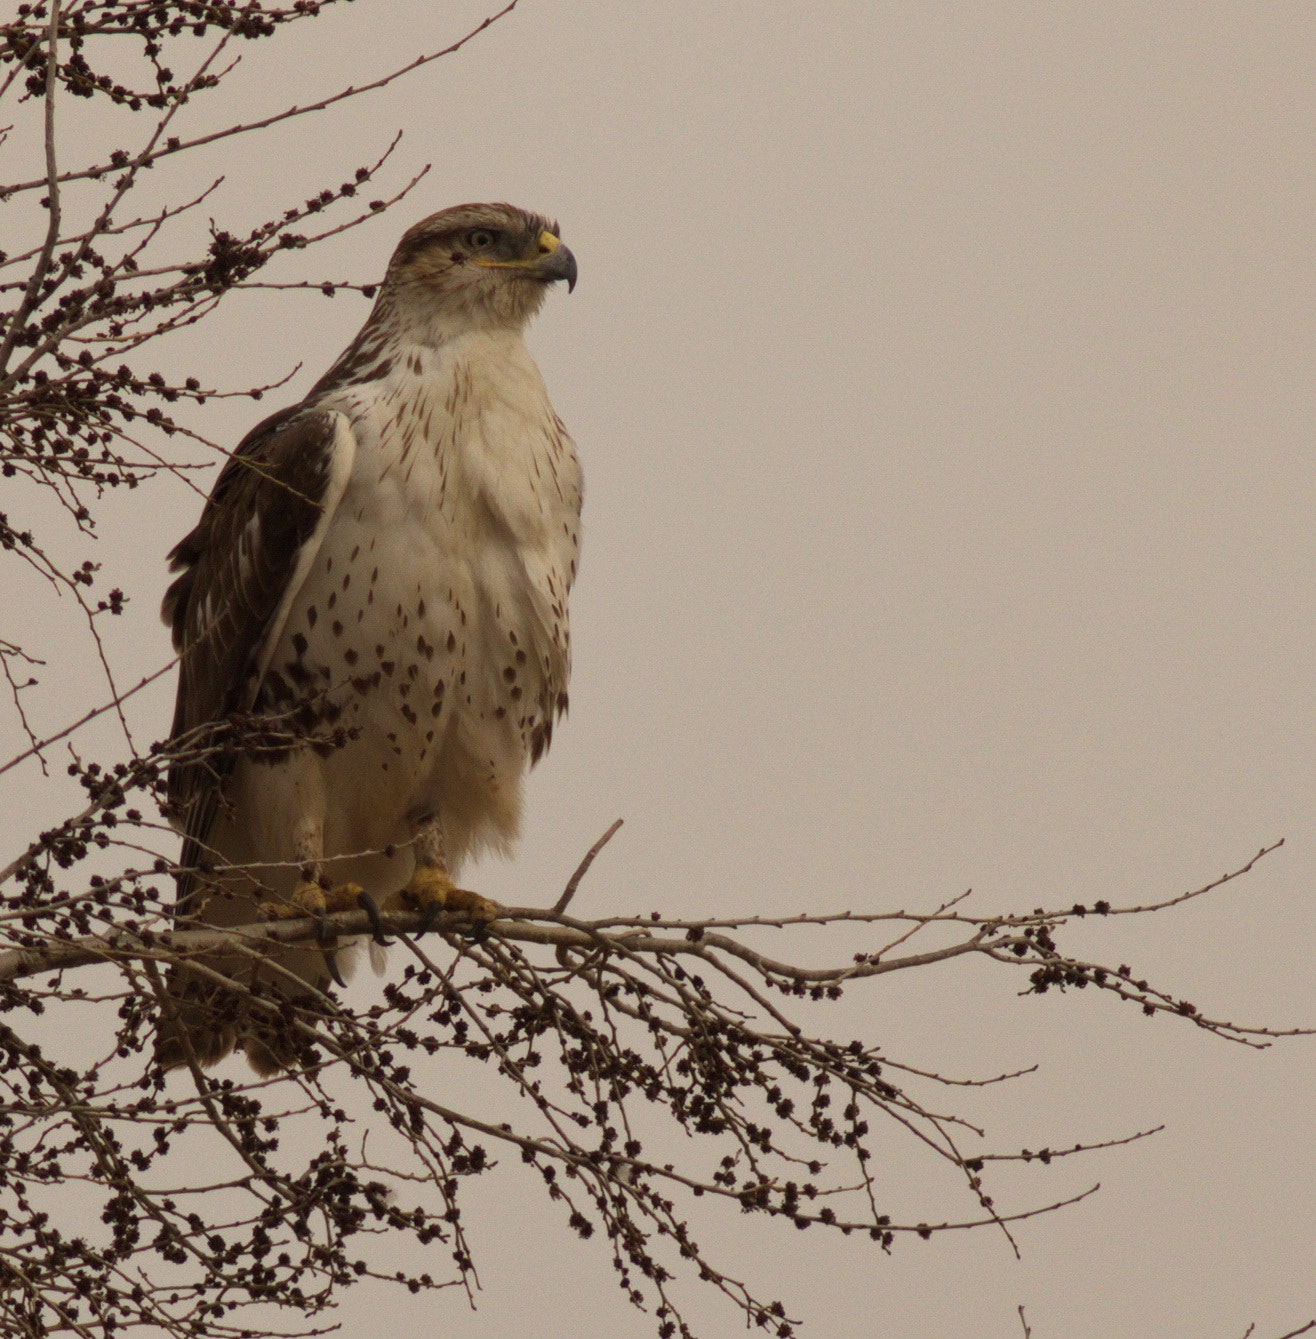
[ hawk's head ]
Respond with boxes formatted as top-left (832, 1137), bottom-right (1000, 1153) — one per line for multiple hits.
top-left (384, 202), bottom-right (577, 330)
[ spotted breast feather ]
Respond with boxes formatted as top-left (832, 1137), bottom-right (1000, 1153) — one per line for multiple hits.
top-left (157, 202), bottom-right (582, 1074)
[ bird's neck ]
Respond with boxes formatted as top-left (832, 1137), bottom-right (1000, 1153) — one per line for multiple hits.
top-left (309, 287), bottom-right (535, 401)
top-left (307, 292), bottom-right (528, 402)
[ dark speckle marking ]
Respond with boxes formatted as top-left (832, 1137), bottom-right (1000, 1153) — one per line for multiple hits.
top-left (342, 574), bottom-right (351, 590)
top-left (332, 620), bottom-right (344, 636)
top-left (380, 661), bottom-right (395, 677)
top-left (345, 648), bottom-right (358, 665)
top-left (307, 606), bottom-right (318, 628)
top-left (291, 632), bottom-right (308, 656)
top-left (502, 666), bottom-right (516, 683)
top-left (515, 649), bottom-right (527, 664)
top-left (446, 631), bottom-right (456, 653)
top-left (327, 591), bottom-right (337, 611)
top-left (263, 669), bottom-right (291, 703)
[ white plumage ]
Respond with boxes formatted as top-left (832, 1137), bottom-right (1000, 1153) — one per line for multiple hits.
top-left (159, 204), bottom-right (581, 1071)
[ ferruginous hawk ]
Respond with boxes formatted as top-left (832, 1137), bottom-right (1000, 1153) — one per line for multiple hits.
top-left (157, 203), bottom-right (581, 1073)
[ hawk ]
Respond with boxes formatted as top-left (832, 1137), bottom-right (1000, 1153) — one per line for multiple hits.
top-left (157, 203), bottom-right (581, 1073)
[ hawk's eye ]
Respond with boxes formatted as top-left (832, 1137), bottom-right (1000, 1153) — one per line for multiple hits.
top-left (466, 229), bottom-right (496, 250)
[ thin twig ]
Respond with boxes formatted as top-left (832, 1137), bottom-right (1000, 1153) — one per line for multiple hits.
top-left (553, 818), bottom-right (624, 912)
top-left (0, 0), bottom-right (61, 377)
top-left (0, 658), bottom-right (178, 786)
top-left (0, 2), bottom-right (523, 199)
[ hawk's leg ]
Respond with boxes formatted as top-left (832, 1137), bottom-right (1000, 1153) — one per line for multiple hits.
top-left (382, 814), bottom-right (499, 932)
top-left (260, 817), bottom-right (363, 920)
top-left (259, 820), bottom-right (361, 987)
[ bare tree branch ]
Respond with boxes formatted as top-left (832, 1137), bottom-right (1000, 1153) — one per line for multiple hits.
top-left (0, 5), bottom-right (1307, 1338)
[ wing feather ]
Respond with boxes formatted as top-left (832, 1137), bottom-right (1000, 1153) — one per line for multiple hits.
top-left (162, 406), bottom-right (357, 893)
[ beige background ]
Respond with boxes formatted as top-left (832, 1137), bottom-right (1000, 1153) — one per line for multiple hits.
top-left (3, 2), bottom-right (1314, 1335)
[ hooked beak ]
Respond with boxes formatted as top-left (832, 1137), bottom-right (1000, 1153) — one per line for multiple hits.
top-left (533, 230), bottom-right (577, 292)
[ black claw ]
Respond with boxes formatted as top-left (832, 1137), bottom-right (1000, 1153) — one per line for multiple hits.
top-left (464, 920), bottom-right (491, 944)
top-left (417, 902), bottom-right (440, 937)
top-left (316, 912), bottom-right (347, 988)
top-left (323, 951), bottom-right (347, 989)
top-left (357, 890), bottom-right (392, 947)
top-left (320, 944), bottom-right (347, 990)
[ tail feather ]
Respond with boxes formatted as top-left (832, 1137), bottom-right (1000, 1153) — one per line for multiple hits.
top-left (154, 956), bottom-right (337, 1075)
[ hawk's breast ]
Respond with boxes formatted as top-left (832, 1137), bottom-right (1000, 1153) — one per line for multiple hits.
top-left (253, 329), bottom-right (582, 868)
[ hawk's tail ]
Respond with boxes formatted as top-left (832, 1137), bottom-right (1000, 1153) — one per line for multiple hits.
top-left (154, 963), bottom-right (328, 1076)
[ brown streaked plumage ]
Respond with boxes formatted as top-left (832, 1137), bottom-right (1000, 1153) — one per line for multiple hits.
top-left (158, 204), bottom-right (582, 1073)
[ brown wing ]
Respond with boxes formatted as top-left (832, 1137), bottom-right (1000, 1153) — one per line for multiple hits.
top-left (162, 405), bottom-right (356, 899)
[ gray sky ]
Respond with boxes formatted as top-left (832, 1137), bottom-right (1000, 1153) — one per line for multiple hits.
top-left (5, 2), bottom-right (1315, 1335)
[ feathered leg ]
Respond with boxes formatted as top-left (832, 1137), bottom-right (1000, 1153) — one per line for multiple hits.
top-left (258, 806), bottom-right (359, 987)
top-left (386, 813), bottom-right (498, 929)
top-left (259, 806), bottom-right (363, 921)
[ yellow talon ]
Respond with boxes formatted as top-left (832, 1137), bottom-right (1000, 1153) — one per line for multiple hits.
top-left (260, 880), bottom-right (364, 921)
top-left (388, 865), bottom-right (498, 923)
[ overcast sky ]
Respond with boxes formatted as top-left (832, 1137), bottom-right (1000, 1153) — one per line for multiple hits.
top-left (5, 3), bottom-right (1315, 1336)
